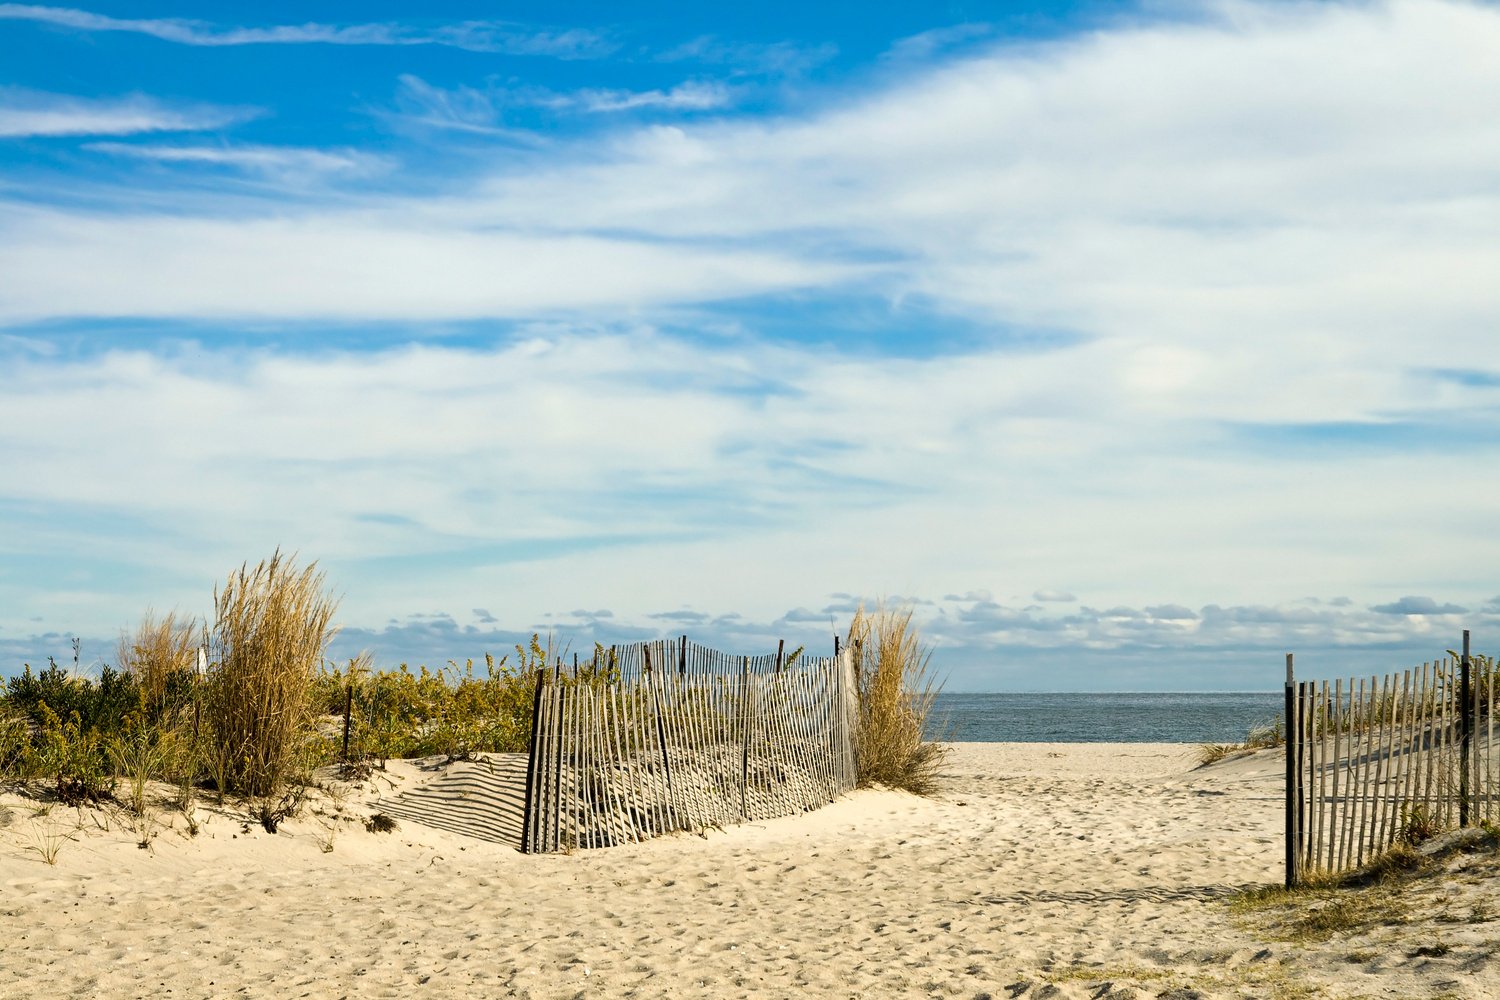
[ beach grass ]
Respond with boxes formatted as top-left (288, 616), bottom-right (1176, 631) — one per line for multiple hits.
top-left (116, 609), bottom-right (200, 712)
top-left (846, 604), bottom-right (947, 796)
top-left (1197, 716), bottom-right (1283, 767)
top-left (206, 550), bottom-right (339, 798)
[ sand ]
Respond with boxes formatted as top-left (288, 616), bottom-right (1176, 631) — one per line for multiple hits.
top-left (2, 743), bottom-right (1497, 999)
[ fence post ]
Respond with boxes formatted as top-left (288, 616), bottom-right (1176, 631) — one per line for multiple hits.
top-left (1285, 652), bottom-right (1298, 888)
top-left (341, 683), bottom-right (353, 763)
top-left (520, 671), bottom-right (547, 853)
top-left (1461, 629), bottom-right (1472, 828)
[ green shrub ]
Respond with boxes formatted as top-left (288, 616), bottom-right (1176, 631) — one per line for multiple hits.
top-left (5, 659), bottom-right (144, 736)
top-left (0, 710), bottom-right (38, 781)
top-left (325, 639), bottom-right (546, 765)
top-left (33, 702), bottom-right (114, 805)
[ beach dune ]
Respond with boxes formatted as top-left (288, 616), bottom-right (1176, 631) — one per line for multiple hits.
top-left (2, 743), bottom-right (1493, 998)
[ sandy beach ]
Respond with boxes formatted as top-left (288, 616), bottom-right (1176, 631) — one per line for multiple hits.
top-left (3, 742), bottom-right (1497, 999)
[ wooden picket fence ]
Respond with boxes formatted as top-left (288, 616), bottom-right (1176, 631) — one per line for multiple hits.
top-left (1285, 633), bottom-right (1499, 886)
top-left (520, 638), bottom-right (857, 853)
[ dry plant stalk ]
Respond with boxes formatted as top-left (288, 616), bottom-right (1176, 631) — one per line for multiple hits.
top-left (846, 604), bottom-right (947, 795)
top-left (207, 550), bottom-right (338, 798)
top-left (116, 609), bottom-right (199, 708)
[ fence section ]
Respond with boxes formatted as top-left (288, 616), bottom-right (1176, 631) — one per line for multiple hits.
top-left (521, 640), bottom-right (857, 853)
top-left (1286, 636), bottom-right (1498, 885)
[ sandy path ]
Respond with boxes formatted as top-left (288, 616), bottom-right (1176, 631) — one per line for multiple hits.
top-left (1, 743), bottom-right (1491, 998)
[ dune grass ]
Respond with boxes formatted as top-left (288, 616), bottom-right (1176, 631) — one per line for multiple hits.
top-left (206, 551), bottom-right (338, 798)
top-left (116, 610), bottom-right (200, 712)
top-left (846, 605), bottom-right (948, 796)
top-left (1197, 717), bottom-right (1283, 767)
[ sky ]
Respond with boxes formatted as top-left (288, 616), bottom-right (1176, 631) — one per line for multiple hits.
top-left (1, 0), bottom-right (1498, 691)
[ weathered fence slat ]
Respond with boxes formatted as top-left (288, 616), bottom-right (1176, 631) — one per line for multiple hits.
top-left (519, 640), bottom-right (859, 853)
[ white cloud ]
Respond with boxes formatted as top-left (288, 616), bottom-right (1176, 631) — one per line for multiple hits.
top-left (10, 1), bottom-right (1498, 395)
top-left (0, 205), bottom-right (864, 322)
top-left (388, 75), bottom-right (732, 137)
top-left (0, 4), bottom-right (614, 57)
top-left (567, 81), bottom-right (731, 114)
top-left (657, 36), bottom-right (838, 76)
top-left (457, 0), bottom-right (1500, 428)
top-left (1, 326), bottom-right (1497, 644)
top-left (85, 141), bottom-right (385, 177)
top-left (388, 75), bottom-right (539, 139)
top-left (882, 23), bottom-right (994, 62)
top-left (0, 87), bottom-right (254, 137)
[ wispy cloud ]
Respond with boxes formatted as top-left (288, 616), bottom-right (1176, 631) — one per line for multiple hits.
top-left (1, 327), bottom-right (1493, 655)
top-left (0, 4), bottom-right (614, 57)
top-left (84, 141), bottom-right (385, 177)
top-left (658, 35), bottom-right (838, 76)
top-left (0, 87), bottom-right (255, 137)
top-left (388, 74), bottom-right (731, 136)
top-left (388, 75), bottom-right (532, 138)
top-left (552, 81), bottom-right (732, 114)
top-left (0, 205), bottom-right (865, 322)
top-left (882, 23), bottom-right (994, 62)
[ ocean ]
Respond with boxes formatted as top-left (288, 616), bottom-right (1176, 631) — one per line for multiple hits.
top-left (930, 691), bottom-right (1283, 743)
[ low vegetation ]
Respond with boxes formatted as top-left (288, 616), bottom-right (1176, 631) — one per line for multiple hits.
top-left (1230, 824), bottom-right (1500, 948)
top-left (314, 637), bottom-right (548, 768)
top-left (846, 604), bottom-right (948, 795)
top-left (1196, 717), bottom-right (1284, 766)
top-left (0, 551), bottom-right (543, 835)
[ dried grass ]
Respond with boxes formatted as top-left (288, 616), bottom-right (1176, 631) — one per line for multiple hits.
top-left (205, 550), bottom-right (338, 798)
top-left (116, 609), bottom-right (200, 710)
top-left (846, 604), bottom-right (947, 796)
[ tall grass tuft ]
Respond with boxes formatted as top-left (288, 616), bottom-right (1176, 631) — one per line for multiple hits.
top-left (116, 609), bottom-right (200, 711)
top-left (846, 605), bottom-right (947, 796)
top-left (206, 551), bottom-right (338, 798)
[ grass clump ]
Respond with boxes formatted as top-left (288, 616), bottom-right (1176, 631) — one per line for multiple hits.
top-left (205, 550), bottom-right (338, 798)
top-left (846, 605), bottom-right (947, 795)
top-left (1396, 803), bottom-right (1442, 847)
top-left (1196, 742), bottom-right (1239, 767)
top-left (1197, 717), bottom-right (1283, 768)
top-left (116, 610), bottom-right (201, 711)
top-left (365, 812), bottom-right (398, 833)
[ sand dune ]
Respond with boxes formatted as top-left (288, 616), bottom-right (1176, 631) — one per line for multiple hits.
top-left (375, 753), bottom-right (529, 846)
top-left (2, 743), bottom-right (1496, 999)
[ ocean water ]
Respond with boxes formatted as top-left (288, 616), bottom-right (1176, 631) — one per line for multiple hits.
top-left (930, 691), bottom-right (1283, 743)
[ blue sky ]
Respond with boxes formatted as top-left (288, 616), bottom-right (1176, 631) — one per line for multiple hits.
top-left (2, 0), bottom-right (1499, 690)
